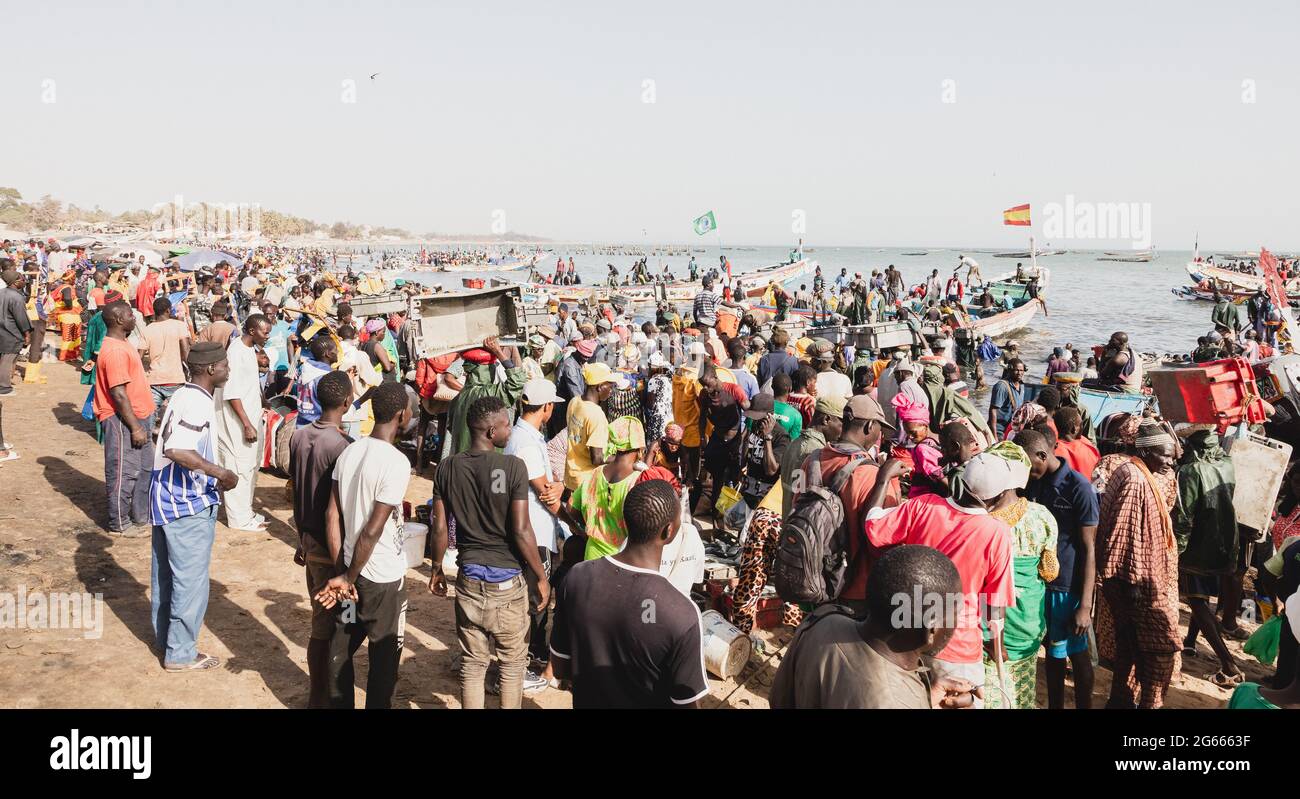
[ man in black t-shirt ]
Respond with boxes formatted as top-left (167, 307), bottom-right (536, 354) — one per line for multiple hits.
top-left (430, 396), bottom-right (550, 709)
top-left (551, 479), bottom-right (708, 708)
top-left (288, 370), bottom-right (354, 708)
top-left (740, 393), bottom-right (791, 508)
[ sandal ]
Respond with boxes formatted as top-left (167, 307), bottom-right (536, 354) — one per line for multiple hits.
top-left (165, 653), bottom-right (221, 672)
top-left (1205, 670), bottom-right (1244, 689)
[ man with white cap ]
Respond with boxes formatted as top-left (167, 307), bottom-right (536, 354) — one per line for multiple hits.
top-left (505, 379), bottom-right (569, 693)
top-left (862, 447), bottom-right (1018, 705)
top-left (521, 333), bottom-right (549, 383)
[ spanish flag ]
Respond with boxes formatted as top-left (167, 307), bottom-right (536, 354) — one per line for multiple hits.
top-left (1003, 203), bottom-right (1031, 226)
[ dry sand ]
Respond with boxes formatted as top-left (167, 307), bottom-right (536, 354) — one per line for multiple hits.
top-left (0, 354), bottom-right (1269, 709)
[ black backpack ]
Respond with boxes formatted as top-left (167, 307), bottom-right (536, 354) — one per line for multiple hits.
top-left (772, 452), bottom-right (870, 605)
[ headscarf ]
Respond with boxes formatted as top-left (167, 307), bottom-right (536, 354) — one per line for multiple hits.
top-left (892, 392), bottom-right (930, 425)
top-left (1003, 402), bottom-right (1047, 441)
top-left (919, 363), bottom-right (990, 436)
top-left (1100, 411), bottom-right (1141, 446)
top-left (664, 423), bottom-right (684, 442)
top-left (963, 444), bottom-right (1031, 500)
top-left (1134, 420), bottom-right (1175, 451)
top-left (575, 338), bottom-right (597, 357)
top-left (364, 318), bottom-right (386, 334)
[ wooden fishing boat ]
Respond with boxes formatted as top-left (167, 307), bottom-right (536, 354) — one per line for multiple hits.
top-left (1171, 284), bottom-right (1300, 306)
top-left (994, 249), bottom-right (1063, 258)
top-left (438, 251), bottom-right (546, 272)
top-left (759, 268), bottom-right (1050, 340)
top-left (1184, 261), bottom-right (1297, 292)
top-left (957, 268), bottom-right (1050, 337)
top-left (1098, 250), bottom-right (1155, 262)
top-left (506, 257), bottom-right (817, 306)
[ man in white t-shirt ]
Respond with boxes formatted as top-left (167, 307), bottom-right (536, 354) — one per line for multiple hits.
top-left (811, 341), bottom-right (852, 399)
top-left (504, 379), bottom-right (569, 689)
top-left (216, 313), bottom-right (271, 532)
top-left (316, 382), bottom-right (413, 709)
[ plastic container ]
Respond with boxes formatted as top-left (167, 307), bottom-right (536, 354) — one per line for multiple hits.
top-left (402, 522), bottom-right (429, 569)
top-left (1222, 432), bottom-right (1293, 532)
top-left (701, 609), bottom-right (750, 680)
top-left (1147, 357), bottom-right (1268, 428)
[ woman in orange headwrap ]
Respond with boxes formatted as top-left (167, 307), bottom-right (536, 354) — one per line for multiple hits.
top-left (54, 271), bottom-right (83, 362)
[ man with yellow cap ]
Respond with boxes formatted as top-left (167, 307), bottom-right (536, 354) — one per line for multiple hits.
top-left (564, 362), bottom-right (627, 491)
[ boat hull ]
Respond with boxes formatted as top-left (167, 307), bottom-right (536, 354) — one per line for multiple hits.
top-left (1185, 261), bottom-right (1294, 292)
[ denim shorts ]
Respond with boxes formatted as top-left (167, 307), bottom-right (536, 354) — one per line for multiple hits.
top-left (1045, 589), bottom-right (1089, 658)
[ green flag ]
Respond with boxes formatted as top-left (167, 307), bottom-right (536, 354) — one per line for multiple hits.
top-left (692, 211), bottom-right (716, 236)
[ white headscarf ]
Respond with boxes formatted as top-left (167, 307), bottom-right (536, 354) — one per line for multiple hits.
top-left (962, 447), bottom-right (1030, 501)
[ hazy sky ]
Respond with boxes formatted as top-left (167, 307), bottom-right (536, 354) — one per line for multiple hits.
top-left (4, 1), bottom-right (1298, 248)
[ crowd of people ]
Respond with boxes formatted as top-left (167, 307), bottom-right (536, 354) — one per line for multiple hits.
top-left (1, 236), bottom-right (1297, 711)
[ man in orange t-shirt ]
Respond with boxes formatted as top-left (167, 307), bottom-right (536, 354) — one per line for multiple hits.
top-left (1053, 407), bottom-right (1100, 481)
top-left (794, 394), bottom-right (902, 618)
top-left (95, 301), bottom-right (158, 536)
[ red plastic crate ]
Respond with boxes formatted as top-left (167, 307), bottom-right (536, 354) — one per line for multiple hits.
top-left (1148, 357), bottom-right (1267, 430)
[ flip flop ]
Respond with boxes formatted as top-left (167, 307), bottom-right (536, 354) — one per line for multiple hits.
top-left (1205, 670), bottom-right (1244, 689)
top-left (164, 653), bottom-right (221, 672)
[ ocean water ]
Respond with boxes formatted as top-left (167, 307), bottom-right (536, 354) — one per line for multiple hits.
top-left (382, 244), bottom-right (1212, 373)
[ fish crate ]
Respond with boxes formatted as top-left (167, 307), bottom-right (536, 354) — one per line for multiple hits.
top-left (409, 286), bottom-right (524, 358)
top-left (348, 291), bottom-right (412, 319)
top-left (849, 321), bottom-right (921, 351)
top-left (1147, 357), bottom-right (1268, 429)
top-left (1222, 432), bottom-right (1292, 533)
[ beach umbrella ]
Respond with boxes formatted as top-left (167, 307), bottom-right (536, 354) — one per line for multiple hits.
top-left (172, 248), bottom-right (244, 272)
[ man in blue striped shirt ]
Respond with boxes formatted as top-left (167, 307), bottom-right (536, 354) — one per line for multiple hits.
top-left (149, 341), bottom-right (239, 672)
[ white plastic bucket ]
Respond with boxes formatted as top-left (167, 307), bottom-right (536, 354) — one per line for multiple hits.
top-left (402, 522), bottom-right (429, 569)
top-left (701, 609), bottom-right (749, 680)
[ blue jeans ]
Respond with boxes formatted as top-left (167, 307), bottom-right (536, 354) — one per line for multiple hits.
top-left (151, 505), bottom-right (218, 666)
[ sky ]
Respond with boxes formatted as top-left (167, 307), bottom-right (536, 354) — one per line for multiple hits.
top-left (3, 1), bottom-right (1298, 248)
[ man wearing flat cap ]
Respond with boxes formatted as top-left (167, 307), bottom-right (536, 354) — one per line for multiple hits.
top-left (149, 340), bottom-right (238, 672)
